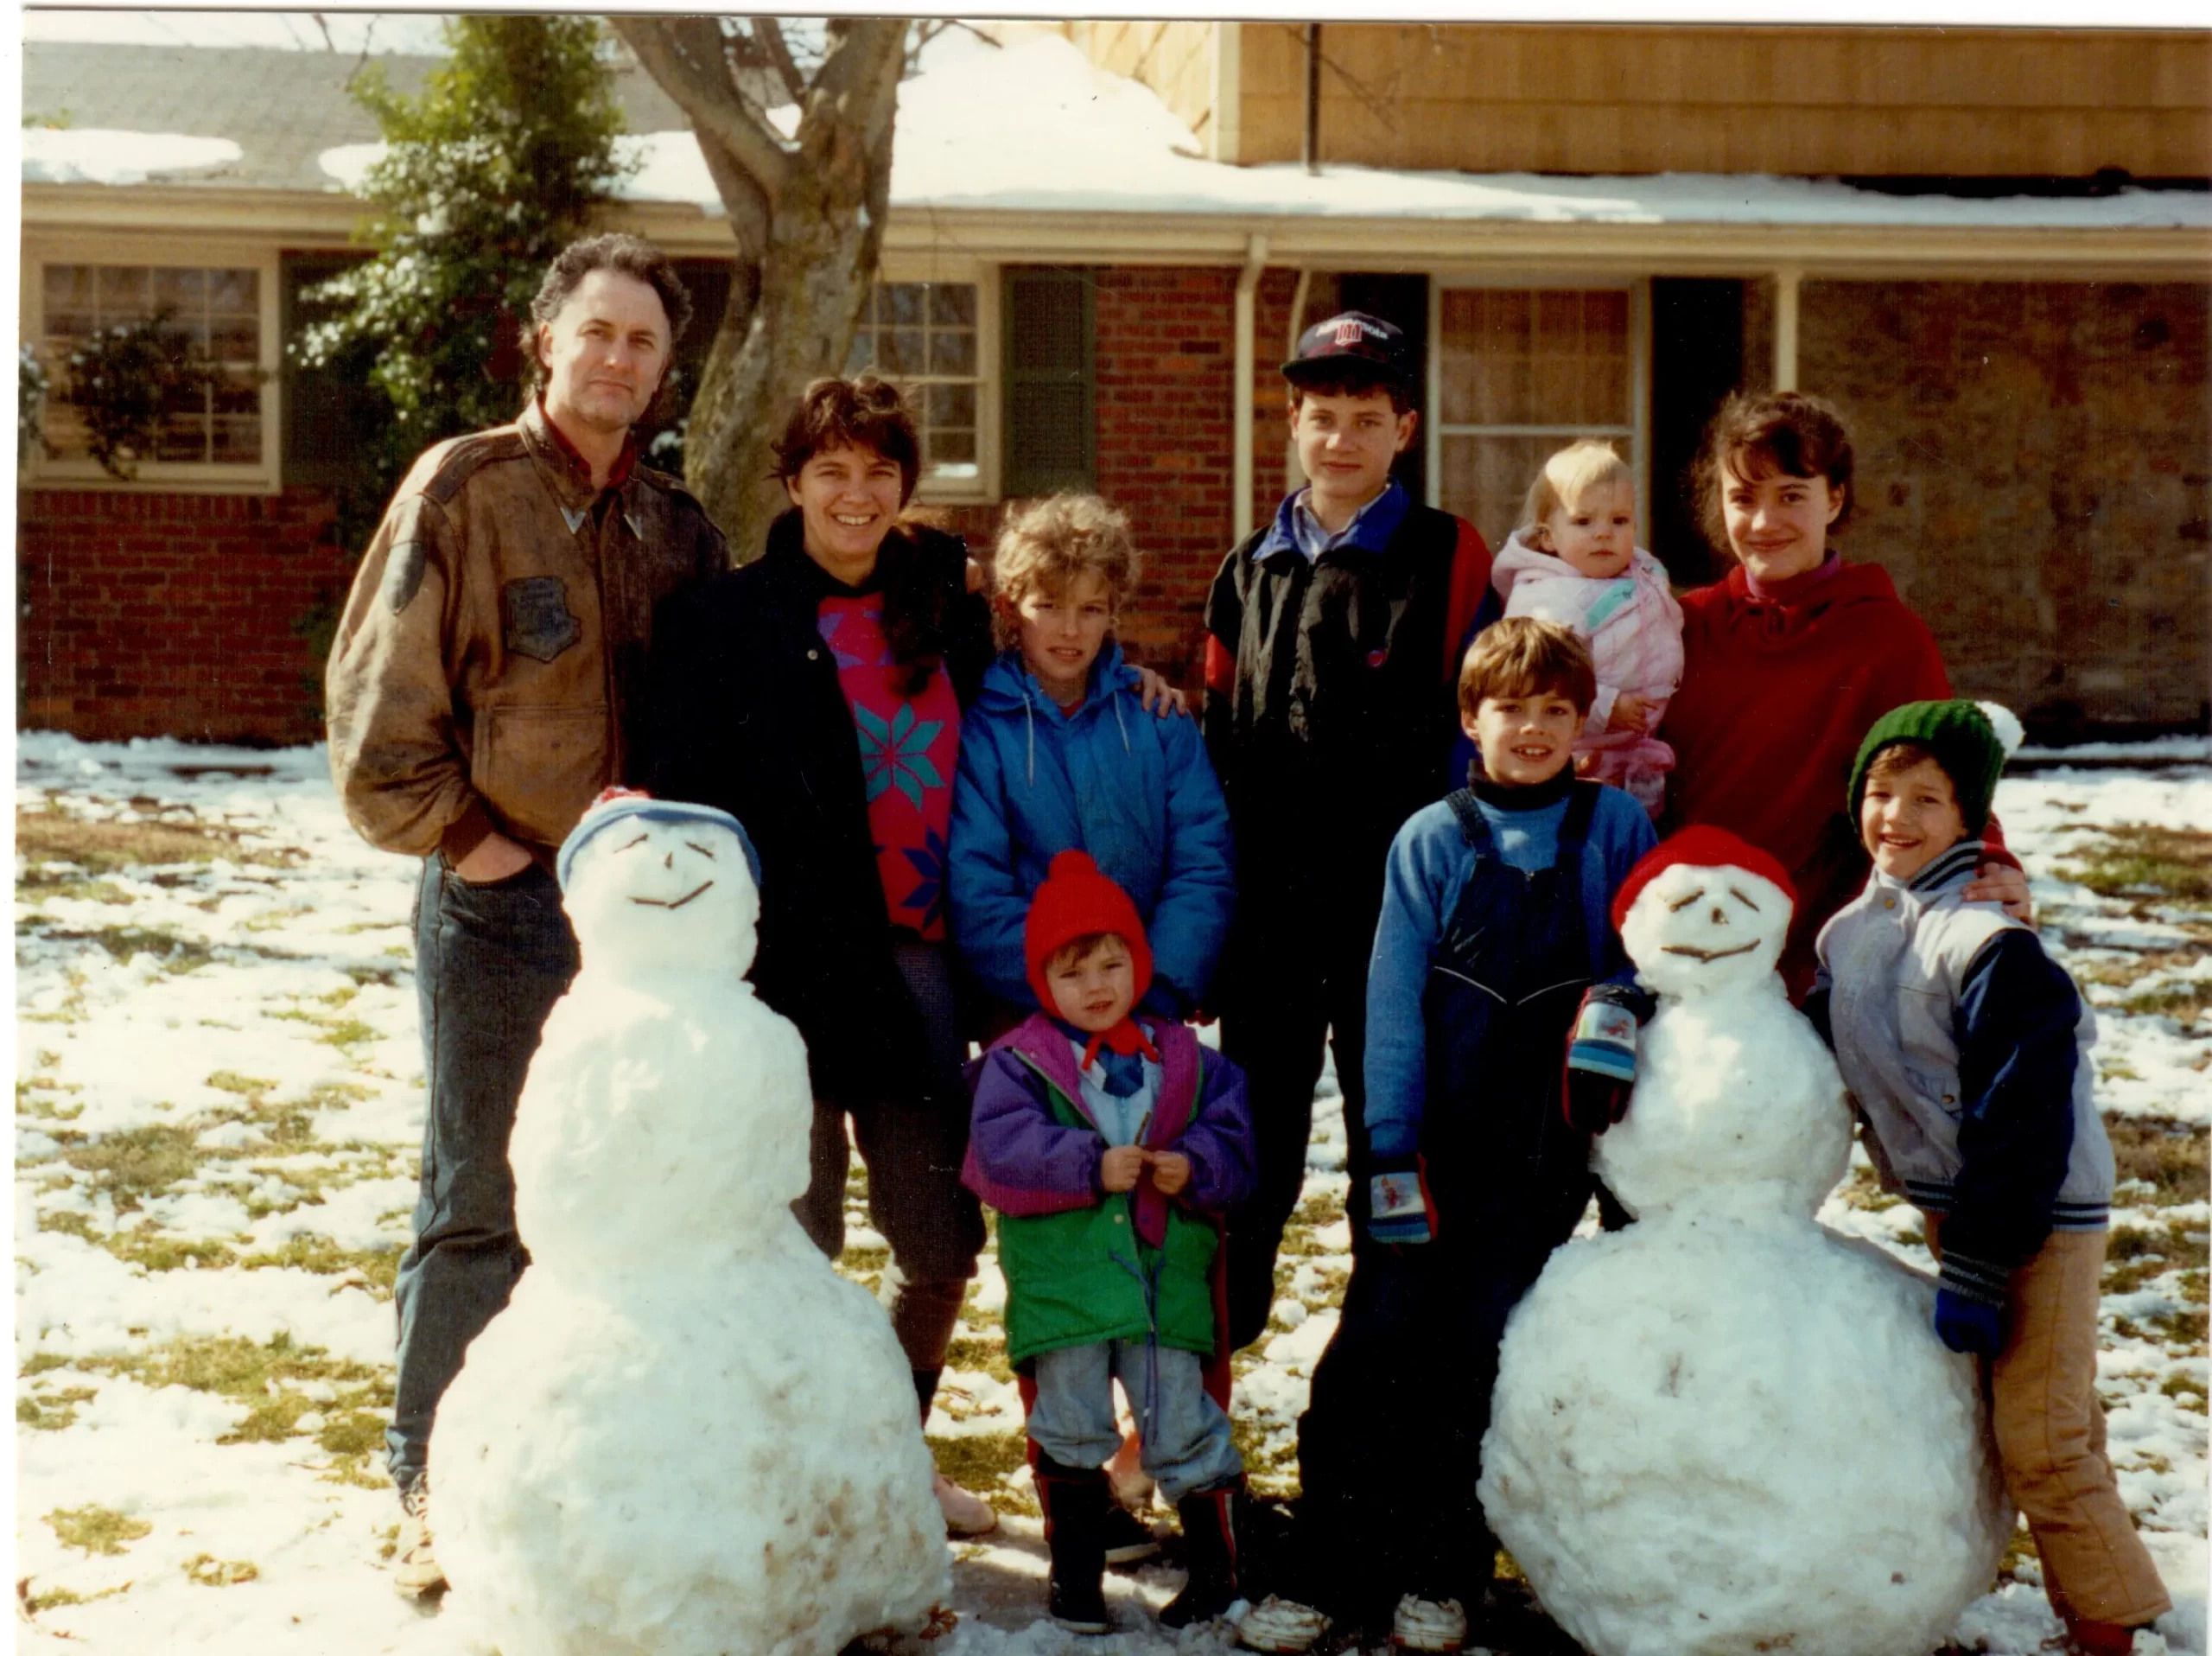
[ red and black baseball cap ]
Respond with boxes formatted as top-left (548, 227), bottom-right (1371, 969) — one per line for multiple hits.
top-left (1282, 310), bottom-right (1412, 388)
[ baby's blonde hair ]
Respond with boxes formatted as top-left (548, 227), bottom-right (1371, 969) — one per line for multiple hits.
top-left (988, 494), bottom-right (1141, 647)
top-left (1519, 439), bottom-right (1633, 550)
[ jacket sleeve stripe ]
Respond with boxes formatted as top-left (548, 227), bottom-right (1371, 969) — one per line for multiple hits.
top-left (1441, 517), bottom-right (1497, 685)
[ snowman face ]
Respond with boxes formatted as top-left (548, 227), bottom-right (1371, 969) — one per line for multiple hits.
top-left (1620, 862), bottom-right (1790, 998)
top-left (563, 813), bottom-right (758, 978)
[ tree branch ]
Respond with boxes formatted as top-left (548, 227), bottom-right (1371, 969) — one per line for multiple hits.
top-left (750, 18), bottom-right (807, 105)
top-left (610, 16), bottom-right (794, 201)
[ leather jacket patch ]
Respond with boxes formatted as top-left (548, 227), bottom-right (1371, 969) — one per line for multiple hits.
top-left (501, 576), bottom-right (582, 663)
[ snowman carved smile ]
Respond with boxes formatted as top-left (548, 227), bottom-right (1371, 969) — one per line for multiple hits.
top-left (1660, 939), bottom-right (1757, 962)
top-left (627, 882), bottom-right (713, 908)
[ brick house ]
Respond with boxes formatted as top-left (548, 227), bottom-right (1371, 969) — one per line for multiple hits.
top-left (19, 17), bottom-right (2212, 745)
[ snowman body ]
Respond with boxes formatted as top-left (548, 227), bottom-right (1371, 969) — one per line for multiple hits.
top-left (1480, 851), bottom-right (2007, 1656)
top-left (434, 809), bottom-right (949, 1656)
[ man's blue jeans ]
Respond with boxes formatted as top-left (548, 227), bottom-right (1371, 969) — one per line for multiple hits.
top-left (387, 855), bottom-right (578, 1496)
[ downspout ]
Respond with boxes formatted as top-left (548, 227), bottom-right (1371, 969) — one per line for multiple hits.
top-left (1282, 267), bottom-right (1313, 494)
top-left (1773, 265), bottom-right (1802, 392)
top-left (1232, 231), bottom-right (1270, 543)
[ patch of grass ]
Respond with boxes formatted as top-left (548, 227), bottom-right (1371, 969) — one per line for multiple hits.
top-left (20, 875), bottom-right (136, 903)
top-left (321, 1452), bottom-right (392, 1491)
top-left (22, 1582), bottom-right (131, 1615)
top-left (238, 1236), bottom-right (400, 1298)
top-left (22, 1351), bottom-right (72, 1378)
top-left (182, 1554), bottom-right (259, 1587)
top-left (102, 1225), bottom-right (240, 1275)
top-left (16, 805), bottom-right (304, 873)
top-left (2121, 981), bottom-right (2212, 1023)
top-left (2107, 1118), bottom-right (2208, 1207)
top-left (18, 1386), bottom-right (98, 1430)
top-left (929, 1431), bottom-right (1034, 1517)
top-left (343, 963), bottom-right (403, 989)
top-left (942, 1333), bottom-right (1014, 1385)
top-left (75, 1332), bottom-right (393, 1447)
top-left (46, 1505), bottom-right (152, 1556)
top-left (242, 906), bottom-right (314, 933)
top-left (59, 1124), bottom-right (208, 1213)
top-left (17, 1089), bottom-right (86, 1122)
top-left (2158, 1372), bottom-right (2207, 1413)
top-left (37, 925), bottom-right (218, 972)
top-left (2056, 824), bottom-right (2212, 908)
top-left (206, 1071), bottom-right (276, 1097)
top-left (265, 1007), bottom-right (379, 1049)
top-left (316, 1410), bottom-right (389, 1456)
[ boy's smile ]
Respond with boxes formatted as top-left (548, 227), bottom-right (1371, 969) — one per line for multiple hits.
top-left (1047, 934), bottom-right (1137, 1034)
top-left (1467, 691), bottom-right (1582, 787)
top-left (1289, 389), bottom-right (1417, 532)
top-left (1859, 755), bottom-right (1968, 883)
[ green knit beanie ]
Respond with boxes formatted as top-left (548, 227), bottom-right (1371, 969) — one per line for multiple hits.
top-left (1847, 700), bottom-right (2022, 834)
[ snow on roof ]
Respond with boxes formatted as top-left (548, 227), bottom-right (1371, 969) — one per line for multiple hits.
top-left (21, 128), bottom-right (242, 188)
top-left (21, 9), bottom-right (454, 56)
top-left (35, 22), bottom-right (2212, 235)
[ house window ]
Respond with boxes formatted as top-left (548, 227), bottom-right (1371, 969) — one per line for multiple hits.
top-left (1001, 266), bottom-right (1095, 497)
top-left (844, 279), bottom-right (983, 490)
top-left (1433, 284), bottom-right (1642, 549)
top-left (37, 262), bottom-right (267, 475)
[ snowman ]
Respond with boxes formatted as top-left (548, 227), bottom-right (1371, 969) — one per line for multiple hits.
top-left (433, 790), bottom-right (950, 1656)
top-left (1479, 827), bottom-right (2009, 1656)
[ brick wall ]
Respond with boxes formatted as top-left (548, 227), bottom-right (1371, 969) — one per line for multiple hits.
top-left (1801, 280), bottom-right (2210, 733)
top-left (16, 486), bottom-right (353, 745)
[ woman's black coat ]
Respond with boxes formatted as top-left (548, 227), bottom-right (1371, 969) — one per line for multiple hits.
top-left (640, 509), bottom-right (994, 1108)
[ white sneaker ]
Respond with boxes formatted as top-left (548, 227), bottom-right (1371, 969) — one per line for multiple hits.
top-left (392, 1482), bottom-right (446, 1596)
top-left (932, 1470), bottom-right (998, 1538)
top-left (1236, 1594), bottom-right (1330, 1653)
top-left (1391, 1594), bottom-right (1468, 1653)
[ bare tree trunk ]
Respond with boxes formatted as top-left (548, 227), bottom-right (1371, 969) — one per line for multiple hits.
top-left (610, 16), bottom-right (906, 559)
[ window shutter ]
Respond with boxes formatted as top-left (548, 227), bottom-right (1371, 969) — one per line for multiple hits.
top-left (1001, 267), bottom-right (1094, 496)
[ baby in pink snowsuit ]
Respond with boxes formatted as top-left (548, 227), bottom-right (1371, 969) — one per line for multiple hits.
top-left (1492, 440), bottom-right (1684, 818)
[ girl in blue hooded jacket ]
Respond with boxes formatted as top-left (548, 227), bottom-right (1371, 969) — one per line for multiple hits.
top-left (949, 493), bottom-right (1236, 1027)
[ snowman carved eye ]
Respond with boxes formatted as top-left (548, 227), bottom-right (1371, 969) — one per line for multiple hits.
top-left (611, 833), bottom-right (649, 856)
top-left (684, 841), bottom-right (717, 859)
top-left (1727, 886), bottom-right (1762, 912)
top-left (1667, 888), bottom-right (1705, 912)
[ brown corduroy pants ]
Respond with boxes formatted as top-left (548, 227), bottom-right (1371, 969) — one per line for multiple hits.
top-left (1930, 1219), bottom-right (2171, 1630)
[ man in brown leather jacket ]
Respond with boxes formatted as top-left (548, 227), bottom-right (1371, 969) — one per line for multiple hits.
top-left (326, 232), bottom-right (724, 1595)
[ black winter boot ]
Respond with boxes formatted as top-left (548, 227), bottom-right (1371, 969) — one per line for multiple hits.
top-left (1160, 1478), bottom-right (1243, 1629)
top-left (1035, 1454), bottom-right (1111, 1634)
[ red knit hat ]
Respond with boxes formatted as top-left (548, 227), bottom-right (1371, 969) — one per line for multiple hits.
top-left (1024, 850), bottom-right (1154, 1013)
top-left (1610, 826), bottom-right (1797, 933)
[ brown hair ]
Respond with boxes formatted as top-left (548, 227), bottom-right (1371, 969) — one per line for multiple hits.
top-left (1045, 932), bottom-right (1128, 973)
top-left (1457, 616), bottom-right (1598, 721)
top-left (771, 374), bottom-right (922, 505)
top-left (1520, 439), bottom-right (1634, 547)
top-left (1864, 740), bottom-right (1948, 788)
top-left (527, 233), bottom-right (692, 413)
top-left (1694, 390), bottom-right (1856, 553)
top-left (772, 376), bottom-right (947, 695)
top-left (988, 494), bottom-right (1141, 648)
top-left (1287, 366), bottom-right (1415, 417)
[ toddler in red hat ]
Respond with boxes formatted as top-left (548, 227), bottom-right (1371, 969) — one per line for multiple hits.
top-left (962, 851), bottom-right (1259, 1635)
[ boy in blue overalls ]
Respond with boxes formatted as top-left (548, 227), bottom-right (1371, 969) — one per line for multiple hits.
top-left (1266, 618), bottom-right (1656, 1654)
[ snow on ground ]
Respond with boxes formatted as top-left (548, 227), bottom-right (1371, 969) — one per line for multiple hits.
top-left (14, 735), bottom-right (2209, 1654)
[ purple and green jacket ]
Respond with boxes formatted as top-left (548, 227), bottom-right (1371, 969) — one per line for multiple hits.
top-left (963, 1014), bottom-right (1255, 1362)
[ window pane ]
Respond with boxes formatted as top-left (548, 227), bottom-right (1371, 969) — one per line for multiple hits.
top-left (1440, 285), bottom-right (1631, 430)
top-left (929, 284), bottom-right (976, 327)
top-left (881, 283), bottom-right (925, 325)
top-left (154, 267), bottom-right (206, 315)
top-left (929, 328), bottom-right (976, 377)
top-left (208, 315), bottom-right (257, 361)
top-left (926, 428), bottom-right (976, 466)
top-left (98, 266), bottom-right (150, 312)
top-left (844, 331), bottom-right (875, 376)
top-left (926, 383), bottom-right (976, 428)
top-left (880, 328), bottom-right (924, 374)
top-left (206, 268), bottom-right (257, 315)
top-left (156, 411), bottom-right (209, 462)
top-left (212, 414), bottom-right (262, 464)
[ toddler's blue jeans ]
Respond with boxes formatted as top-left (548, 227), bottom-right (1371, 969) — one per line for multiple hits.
top-left (1028, 1337), bottom-right (1242, 1502)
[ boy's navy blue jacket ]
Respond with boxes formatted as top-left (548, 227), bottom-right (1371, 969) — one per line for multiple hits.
top-left (1201, 481), bottom-right (1497, 927)
top-left (948, 641), bottom-right (1236, 1017)
top-left (1363, 775), bottom-right (1656, 1160)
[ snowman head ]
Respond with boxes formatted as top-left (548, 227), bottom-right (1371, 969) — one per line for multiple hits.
top-left (1614, 828), bottom-right (1796, 1000)
top-left (557, 789), bottom-right (763, 979)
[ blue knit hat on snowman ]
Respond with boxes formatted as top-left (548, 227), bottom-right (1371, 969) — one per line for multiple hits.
top-left (556, 787), bottom-right (762, 894)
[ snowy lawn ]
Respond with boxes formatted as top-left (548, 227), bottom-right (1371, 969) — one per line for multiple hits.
top-left (15, 733), bottom-right (2209, 1656)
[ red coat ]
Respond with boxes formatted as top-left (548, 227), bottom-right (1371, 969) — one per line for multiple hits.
top-left (1661, 560), bottom-right (1950, 997)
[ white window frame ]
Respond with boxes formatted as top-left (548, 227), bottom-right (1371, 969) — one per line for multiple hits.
top-left (1425, 273), bottom-right (1651, 537)
top-left (867, 254), bottom-right (1000, 506)
top-left (19, 233), bottom-right (284, 495)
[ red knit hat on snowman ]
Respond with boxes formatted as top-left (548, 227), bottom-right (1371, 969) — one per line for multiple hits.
top-left (1023, 850), bottom-right (1159, 1066)
top-left (1610, 825), bottom-right (1797, 933)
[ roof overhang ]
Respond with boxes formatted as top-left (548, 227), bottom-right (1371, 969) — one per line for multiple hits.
top-left (22, 182), bottom-right (2212, 282)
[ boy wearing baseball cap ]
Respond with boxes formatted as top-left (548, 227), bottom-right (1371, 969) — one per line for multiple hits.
top-left (963, 851), bottom-right (1258, 1634)
top-left (1201, 310), bottom-right (1500, 1352)
top-left (1813, 701), bottom-right (2169, 1653)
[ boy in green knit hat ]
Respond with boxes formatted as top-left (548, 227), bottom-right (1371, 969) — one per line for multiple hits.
top-left (1810, 699), bottom-right (2170, 1655)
